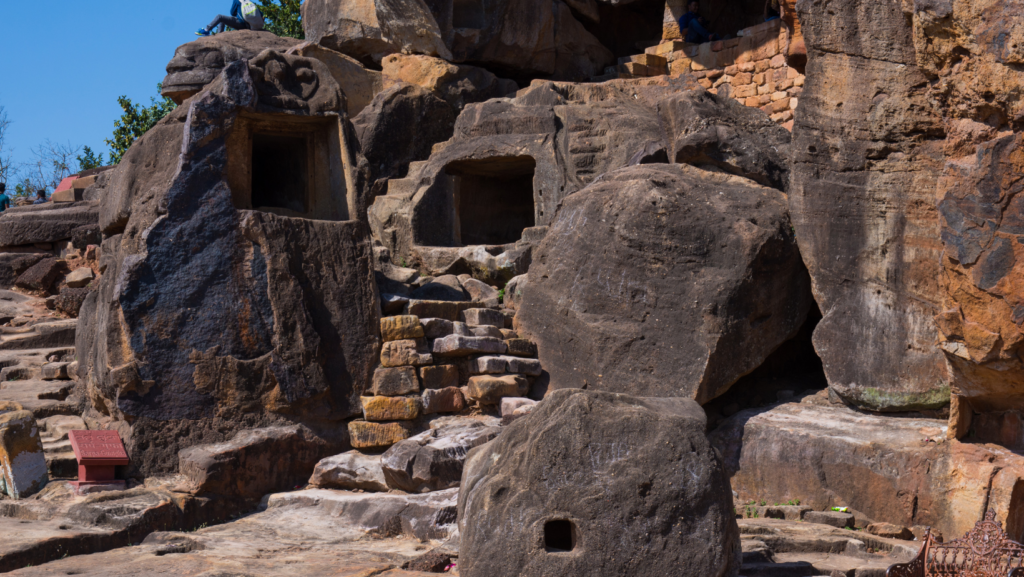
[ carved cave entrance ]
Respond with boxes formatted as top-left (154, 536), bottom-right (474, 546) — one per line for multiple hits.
top-left (446, 156), bottom-right (536, 246)
top-left (227, 113), bottom-right (350, 221)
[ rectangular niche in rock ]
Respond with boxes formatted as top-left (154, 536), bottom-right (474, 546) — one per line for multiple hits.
top-left (227, 113), bottom-right (350, 221)
top-left (447, 156), bottom-right (536, 246)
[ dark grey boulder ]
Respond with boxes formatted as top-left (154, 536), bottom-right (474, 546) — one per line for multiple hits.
top-left (0, 202), bottom-right (99, 247)
top-left (458, 389), bottom-right (741, 577)
top-left (515, 163), bottom-right (811, 405)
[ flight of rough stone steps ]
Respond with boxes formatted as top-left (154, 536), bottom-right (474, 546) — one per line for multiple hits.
top-left (349, 305), bottom-right (541, 450)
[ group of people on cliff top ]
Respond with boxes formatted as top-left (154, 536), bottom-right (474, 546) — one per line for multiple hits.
top-left (196, 0), bottom-right (265, 36)
top-left (679, 0), bottom-right (785, 44)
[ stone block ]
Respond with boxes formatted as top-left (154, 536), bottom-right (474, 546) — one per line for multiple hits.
top-left (421, 317), bottom-right (455, 338)
top-left (771, 91), bottom-right (788, 101)
top-left (371, 366), bottom-right (420, 396)
top-left (468, 356), bottom-right (509, 374)
top-left (432, 335), bottom-right (507, 357)
top-left (776, 78), bottom-right (794, 90)
top-left (744, 96), bottom-right (761, 107)
top-left (0, 410), bottom-right (47, 499)
top-left (349, 421), bottom-right (413, 449)
top-left (632, 54), bottom-right (667, 68)
top-left (499, 328), bottom-right (518, 339)
top-left (15, 258), bottom-right (62, 292)
top-left (361, 396), bottom-right (421, 421)
top-left (733, 84), bottom-right (757, 98)
top-left (467, 324), bottom-right (503, 338)
top-left (467, 375), bottom-right (528, 404)
top-left (724, 37), bottom-right (740, 48)
top-left (724, 64), bottom-right (739, 75)
top-left (507, 357), bottom-right (542, 377)
top-left (380, 293), bottom-right (409, 315)
top-left (733, 72), bottom-right (752, 85)
top-left (622, 62), bottom-right (647, 76)
top-left (381, 339), bottom-right (432, 367)
top-left (738, 62), bottom-right (756, 72)
top-left (790, 97), bottom-right (799, 110)
top-left (690, 60), bottom-right (707, 71)
top-left (804, 510), bottom-right (855, 529)
top-left (309, 450), bottom-right (388, 492)
top-left (770, 54), bottom-right (786, 68)
top-left (753, 72), bottom-right (766, 84)
top-left (505, 338), bottom-right (538, 358)
top-left (380, 315), bottom-right (424, 342)
top-left (762, 505), bottom-right (811, 521)
top-left (771, 67), bottom-right (789, 81)
top-left (754, 59), bottom-right (771, 73)
top-left (705, 68), bottom-right (724, 79)
top-left (40, 362), bottom-right (69, 381)
top-left (65, 267), bottom-right (94, 288)
top-left (381, 418), bottom-right (500, 492)
top-left (794, 75), bottom-right (804, 87)
top-left (649, 41), bottom-right (687, 55)
top-left (422, 387), bottom-right (467, 414)
top-left (669, 59), bottom-right (691, 75)
top-left (765, 98), bottom-right (790, 114)
top-left (461, 278), bottom-right (500, 307)
top-left (420, 364), bottom-right (459, 390)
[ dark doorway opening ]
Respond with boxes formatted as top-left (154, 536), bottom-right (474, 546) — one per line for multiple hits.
top-left (251, 133), bottom-right (309, 214)
top-left (544, 519), bottom-right (577, 552)
top-left (703, 302), bottom-right (828, 431)
top-left (446, 156), bottom-right (536, 246)
top-left (580, 0), bottom-right (665, 59)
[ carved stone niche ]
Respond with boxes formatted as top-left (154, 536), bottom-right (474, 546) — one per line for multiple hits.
top-left (226, 113), bottom-right (352, 221)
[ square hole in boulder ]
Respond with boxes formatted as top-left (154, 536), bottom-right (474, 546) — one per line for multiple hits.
top-left (544, 519), bottom-right (577, 552)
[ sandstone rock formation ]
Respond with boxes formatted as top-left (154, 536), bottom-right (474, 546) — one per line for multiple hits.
top-left (368, 79), bottom-right (791, 282)
top-left (161, 31), bottom-right (301, 104)
top-left (516, 163), bottom-right (810, 404)
top-left (789, 0), bottom-right (948, 412)
top-left (78, 50), bottom-right (379, 475)
top-left (286, 41), bottom-right (384, 116)
top-left (458, 389), bottom-right (741, 576)
top-left (302, 0), bottom-right (613, 80)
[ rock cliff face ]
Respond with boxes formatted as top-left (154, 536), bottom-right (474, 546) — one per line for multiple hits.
top-left (791, 0), bottom-right (1024, 428)
top-left (78, 51), bottom-right (380, 475)
top-left (790, 0), bottom-right (948, 412)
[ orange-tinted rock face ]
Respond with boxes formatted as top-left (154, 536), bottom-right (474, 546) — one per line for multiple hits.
top-left (909, 0), bottom-right (1024, 434)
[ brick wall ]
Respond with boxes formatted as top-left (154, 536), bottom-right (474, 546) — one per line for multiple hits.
top-left (603, 20), bottom-right (805, 129)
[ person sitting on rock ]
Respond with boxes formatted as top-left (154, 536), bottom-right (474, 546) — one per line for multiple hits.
top-left (32, 188), bottom-right (47, 205)
top-left (196, 0), bottom-right (264, 36)
top-left (679, 1), bottom-right (720, 44)
top-left (0, 183), bottom-right (9, 213)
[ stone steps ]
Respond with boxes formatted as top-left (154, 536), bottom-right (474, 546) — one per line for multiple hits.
top-left (0, 320), bottom-right (76, 351)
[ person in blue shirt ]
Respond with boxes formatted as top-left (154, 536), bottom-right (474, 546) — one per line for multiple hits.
top-left (679, 1), bottom-right (720, 44)
top-left (196, 1), bottom-right (251, 36)
top-left (0, 183), bottom-right (10, 212)
top-left (32, 188), bottom-right (47, 205)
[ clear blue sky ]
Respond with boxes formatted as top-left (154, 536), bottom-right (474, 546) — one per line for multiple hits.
top-left (0, 0), bottom-right (240, 168)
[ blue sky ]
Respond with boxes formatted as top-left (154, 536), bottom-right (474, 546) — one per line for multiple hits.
top-left (0, 0), bottom-right (242, 169)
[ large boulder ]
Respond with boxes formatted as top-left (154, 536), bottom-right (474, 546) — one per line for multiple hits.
top-left (302, 0), bottom-right (613, 81)
top-left (458, 389), bottom-right (741, 577)
top-left (0, 202), bottom-right (99, 248)
top-left (160, 31), bottom-right (301, 104)
top-left (369, 80), bottom-right (792, 280)
top-left (77, 50), bottom-right (380, 476)
top-left (380, 416), bottom-right (499, 492)
top-left (515, 163), bottom-right (811, 404)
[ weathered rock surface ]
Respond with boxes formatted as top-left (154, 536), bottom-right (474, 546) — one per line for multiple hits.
top-left (302, 0), bottom-right (611, 80)
top-left (286, 41), bottom-right (383, 116)
top-left (0, 410), bottom-right (48, 499)
top-left (372, 366), bottom-right (420, 396)
top-left (516, 163), bottom-right (811, 404)
top-left (381, 417), bottom-right (500, 492)
top-left (6, 487), bottom-right (455, 575)
top-left (77, 50), bottom-right (379, 476)
top-left (160, 31), bottom-right (301, 103)
top-left (309, 450), bottom-right (388, 491)
top-left (381, 53), bottom-right (518, 110)
top-left (349, 420), bottom-right (413, 449)
top-left (458, 389), bottom-right (741, 577)
top-left (14, 258), bottom-right (63, 293)
top-left (710, 397), bottom-right (1024, 542)
top-left (789, 0), bottom-right (950, 412)
top-left (0, 202), bottom-right (99, 248)
top-left (178, 425), bottom-right (332, 501)
top-left (369, 80), bottom-right (792, 281)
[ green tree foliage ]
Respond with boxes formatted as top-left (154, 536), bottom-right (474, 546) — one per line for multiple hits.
top-left (76, 146), bottom-right (105, 171)
top-left (258, 0), bottom-right (304, 39)
top-left (105, 84), bottom-right (177, 165)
